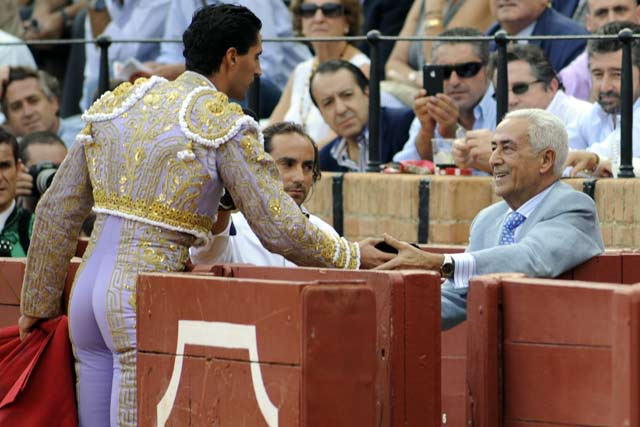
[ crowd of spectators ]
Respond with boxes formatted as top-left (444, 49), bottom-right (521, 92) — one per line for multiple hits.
top-left (0, 0), bottom-right (639, 255)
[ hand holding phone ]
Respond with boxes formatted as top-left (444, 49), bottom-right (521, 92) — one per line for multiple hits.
top-left (375, 241), bottom-right (421, 254)
top-left (423, 64), bottom-right (444, 96)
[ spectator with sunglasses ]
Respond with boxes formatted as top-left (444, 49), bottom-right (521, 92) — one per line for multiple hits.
top-left (452, 44), bottom-right (591, 173)
top-left (270, 0), bottom-right (372, 149)
top-left (393, 28), bottom-right (497, 165)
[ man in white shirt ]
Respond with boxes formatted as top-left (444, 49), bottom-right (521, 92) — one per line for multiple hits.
top-left (564, 21), bottom-right (640, 176)
top-left (559, 0), bottom-right (640, 101)
top-left (190, 121), bottom-right (339, 266)
top-left (393, 28), bottom-right (497, 163)
top-left (452, 44), bottom-right (591, 173)
top-left (377, 109), bottom-right (604, 330)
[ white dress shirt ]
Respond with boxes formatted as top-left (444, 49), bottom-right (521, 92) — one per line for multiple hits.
top-left (190, 209), bottom-right (340, 266)
top-left (449, 183), bottom-right (554, 289)
top-left (545, 90), bottom-right (592, 148)
top-left (568, 97), bottom-right (640, 152)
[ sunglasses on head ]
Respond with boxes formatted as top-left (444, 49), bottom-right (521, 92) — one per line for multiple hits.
top-left (440, 61), bottom-right (484, 79)
top-left (297, 2), bottom-right (345, 18)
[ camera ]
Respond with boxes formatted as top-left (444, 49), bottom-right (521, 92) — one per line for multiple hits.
top-left (28, 161), bottom-right (58, 198)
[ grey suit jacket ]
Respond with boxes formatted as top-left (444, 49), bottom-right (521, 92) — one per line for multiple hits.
top-left (442, 180), bottom-right (605, 330)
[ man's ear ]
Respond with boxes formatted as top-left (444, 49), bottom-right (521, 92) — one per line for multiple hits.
top-left (52, 96), bottom-right (60, 116)
top-left (539, 148), bottom-right (556, 174)
top-left (225, 47), bottom-right (238, 67)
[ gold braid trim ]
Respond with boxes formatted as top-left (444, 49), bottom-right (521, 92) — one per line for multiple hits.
top-left (181, 89), bottom-right (247, 147)
top-left (92, 189), bottom-right (213, 236)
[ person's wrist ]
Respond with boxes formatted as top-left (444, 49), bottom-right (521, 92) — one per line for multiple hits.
top-left (431, 253), bottom-right (445, 270)
top-left (440, 254), bottom-right (455, 278)
top-left (591, 153), bottom-right (600, 171)
top-left (440, 123), bottom-right (457, 138)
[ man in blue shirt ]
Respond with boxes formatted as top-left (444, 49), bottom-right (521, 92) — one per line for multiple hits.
top-left (394, 28), bottom-right (497, 163)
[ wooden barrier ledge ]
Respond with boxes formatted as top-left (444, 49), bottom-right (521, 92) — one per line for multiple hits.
top-left (467, 276), bottom-right (640, 427)
top-left (142, 266), bottom-right (442, 427)
top-left (436, 250), bottom-right (640, 427)
top-left (137, 273), bottom-right (379, 426)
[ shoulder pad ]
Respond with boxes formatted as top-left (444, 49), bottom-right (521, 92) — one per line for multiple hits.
top-left (82, 76), bottom-right (165, 123)
top-left (179, 87), bottom-right (247, 148)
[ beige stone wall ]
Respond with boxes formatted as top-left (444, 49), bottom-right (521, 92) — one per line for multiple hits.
top-left (304, 173), bottom-right (637, 248)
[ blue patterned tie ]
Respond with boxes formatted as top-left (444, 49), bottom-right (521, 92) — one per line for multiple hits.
top-left (499, 212), bottom-right (526, 245)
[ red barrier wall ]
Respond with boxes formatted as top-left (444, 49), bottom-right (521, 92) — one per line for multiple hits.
top-left (0, 257), bottom-right (81, 328)
top-left (189, 265), bottom-right (442, 427)
top-left (436, 251), bottom-right (640, 427)
top-left (137, 273), bottom-right (378, 426)
top-left (467, 276), bottom-right (640, 427)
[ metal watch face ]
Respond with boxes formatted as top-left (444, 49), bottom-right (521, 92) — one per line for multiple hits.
top-left (441, 261), bottom-right (454, 278)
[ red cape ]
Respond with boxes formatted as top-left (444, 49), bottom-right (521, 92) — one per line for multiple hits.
top-left (0, 316), bottom-right (77, 427)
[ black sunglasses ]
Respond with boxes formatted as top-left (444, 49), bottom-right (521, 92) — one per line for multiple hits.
top-left (510, 80), bottom-right (544, 95)
top-left (441, 61), bottom-right (484, 79)
top-left (492, 80), bottom-right (544, 99)
top-left (297, 2), bottom-right (346, 18)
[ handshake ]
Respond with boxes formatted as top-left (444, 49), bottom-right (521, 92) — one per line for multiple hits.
top-left (357, 234), bottom-right (445, 271)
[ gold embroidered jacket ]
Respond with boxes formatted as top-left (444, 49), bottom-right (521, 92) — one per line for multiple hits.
top-left (21, 71), bottom-right (360, 318)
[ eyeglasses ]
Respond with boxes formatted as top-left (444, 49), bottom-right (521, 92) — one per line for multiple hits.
top-left (297, 2), bottom-right (346, 18)
top-left (440, 61), bottom-right (484, 79)
top-left (509, 80), bottom-right (544, 95)
top-left (492, 80), bottom-right (544, 99)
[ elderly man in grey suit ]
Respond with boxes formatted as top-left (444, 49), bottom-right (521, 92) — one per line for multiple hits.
top-left (378, 108), bottom-right (605, 330)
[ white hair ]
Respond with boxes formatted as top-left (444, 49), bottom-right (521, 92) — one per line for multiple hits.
top-left (504, 108), bottom-right (568, 176)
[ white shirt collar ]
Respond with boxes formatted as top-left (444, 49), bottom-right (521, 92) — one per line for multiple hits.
top-left (506, 181), bottom-right (555, 219)
top-left (515, 21), bottom-right (536, 43)
top-left (330, 127), bottom-right (369, 172)
top-left (0, 199), bottom-right (16, 233)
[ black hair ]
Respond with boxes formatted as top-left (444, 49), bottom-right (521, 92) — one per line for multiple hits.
top-left (19, 131), bottom-right (67, 165)
top-left (183, 4), bottom-right (262, 76)
top-left (588, 21), bottom-right (640, 68)
top-left (309, 59), bottom-right (369, 107)
top-left (490, 44), bottom-right (560, 90)
top-left (263, 121), bottom-right (321, 183)
top-left (0, 127), bottom-right (20, 164)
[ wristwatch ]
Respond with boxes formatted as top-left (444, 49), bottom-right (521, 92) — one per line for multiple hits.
top-left (440, 254), bottom-right (455, 279)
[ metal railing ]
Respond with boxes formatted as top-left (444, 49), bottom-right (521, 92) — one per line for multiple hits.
top-left (2, 31), bottom-right (638, 177)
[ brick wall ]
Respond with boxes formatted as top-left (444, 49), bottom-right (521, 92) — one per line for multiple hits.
top-left (304, 173), bottom-right (637, 248)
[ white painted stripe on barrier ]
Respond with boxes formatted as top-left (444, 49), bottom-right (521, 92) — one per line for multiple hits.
top-left (156, 320), bottom-right (279, 426)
